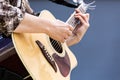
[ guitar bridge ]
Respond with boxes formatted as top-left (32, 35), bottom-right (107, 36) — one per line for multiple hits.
top-left (35, 40), bottom-right (57, 72)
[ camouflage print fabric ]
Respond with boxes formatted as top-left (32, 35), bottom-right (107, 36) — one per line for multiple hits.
top-left (0, 0), bottom-right (33, 37)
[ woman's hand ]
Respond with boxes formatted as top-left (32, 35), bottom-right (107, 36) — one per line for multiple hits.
top-left (66, 9), bottom-right (90, 46)
top-left (47, 20), bottom-right (74, 43)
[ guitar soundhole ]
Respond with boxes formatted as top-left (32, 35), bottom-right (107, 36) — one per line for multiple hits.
top-left (49, 38), bottom-right (63, 53)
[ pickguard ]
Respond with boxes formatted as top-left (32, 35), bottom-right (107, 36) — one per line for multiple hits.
top-left (52, 52), bottom-right (70, 77)
top-left (36, 40), bottom-right (71, 77)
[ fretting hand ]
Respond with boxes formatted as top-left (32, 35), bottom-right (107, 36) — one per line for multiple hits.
top-left (66, 9), bottom-right (90, 46)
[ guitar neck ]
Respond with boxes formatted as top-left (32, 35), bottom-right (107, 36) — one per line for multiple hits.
top-left (66, 12), bottom-right (79, 28)
top-left (66, 0), bottom-right (96, 28)
top-left (66, 4), bottom-right (86, 28)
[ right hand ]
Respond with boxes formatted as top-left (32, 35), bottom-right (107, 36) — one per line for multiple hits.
top-left (47, 20), bottom-right (73, 43)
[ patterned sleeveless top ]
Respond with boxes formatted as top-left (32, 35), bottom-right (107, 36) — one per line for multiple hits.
top-left (0, 0), bottom-right (34, 37)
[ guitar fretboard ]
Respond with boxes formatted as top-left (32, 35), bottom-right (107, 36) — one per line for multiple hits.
top-left (66, 4), bottom-right (86, 28)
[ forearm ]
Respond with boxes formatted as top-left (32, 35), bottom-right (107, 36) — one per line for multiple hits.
top-left (66, 30), bottom-right (86, 47)
top-left (14, 13), bottom-right (52, 34)
top-left (66, 35), bottom-right (80, 47)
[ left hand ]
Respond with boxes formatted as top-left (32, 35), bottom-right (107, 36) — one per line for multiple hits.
top-left (66, 9), bottom-right (90, 46)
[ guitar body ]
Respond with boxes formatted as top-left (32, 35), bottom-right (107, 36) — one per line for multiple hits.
top-left (12, 10), bottom-right (78, 80)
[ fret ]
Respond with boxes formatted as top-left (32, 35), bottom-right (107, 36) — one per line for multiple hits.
top-left (66, 0), bottom-right (95, 28)
top-left (67, 15), bottom-right (79, 27)
top-left (66, 5), bottom-right (85, 28)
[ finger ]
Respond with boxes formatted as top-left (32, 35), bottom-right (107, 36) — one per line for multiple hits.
top-left (64, 35), bottom-right (68, 40)
top-left (68, 30), bottom-right (73, 36)
top-left (61, 39), bottom-right (65, 43)
top-left (75, 15), bottom-right (86, 24)
top-left (75, 9), bottom-right (81, 13)
top-left (75, 8), bottom-right (90, 21)
top-left (75, 13), bottom-right (89, 23)
top-left (86, 13), bottom-right (90, 21)
top-left (83, 13), bottom-right (90, 23)
top-left (64, 28), bottom-right (72, 37)
top-left (65, 23), bottom-right (74, 31)
top-left (61, 37), bottom-right (67, 43)
top-left (68, 25), bottom-right (74, 31)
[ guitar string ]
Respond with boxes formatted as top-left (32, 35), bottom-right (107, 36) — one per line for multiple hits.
top-left (50, 38), bottom-right (62, 53)
top-left (50, 6), bottom-right (85, 53)
top-left (50, 5), bottom-right (86, 53)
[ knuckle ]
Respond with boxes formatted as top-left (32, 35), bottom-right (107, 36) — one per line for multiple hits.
top-left (69, 31), bottom-right (72, 36)
top-left (84, 23), bottom-right (90, 27)
top-left (61, 39), bottom-right (65, 43)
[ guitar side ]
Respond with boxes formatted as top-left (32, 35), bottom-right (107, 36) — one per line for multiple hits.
top-left (12, 10), bottom-right (78, 80)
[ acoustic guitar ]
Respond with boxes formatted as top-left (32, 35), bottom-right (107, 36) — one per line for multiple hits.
top-left (12, 1), bottom-right (95, 80)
